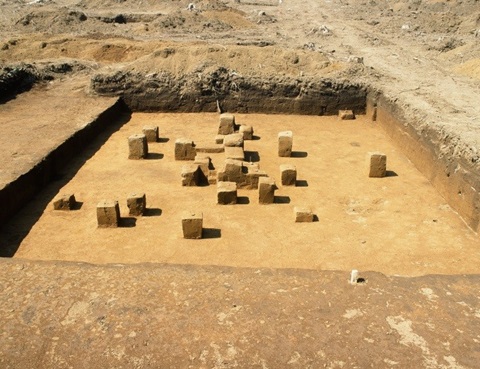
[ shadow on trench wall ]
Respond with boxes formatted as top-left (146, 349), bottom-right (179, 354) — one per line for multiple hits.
top-left (0, 105), bottom-right (132, 257)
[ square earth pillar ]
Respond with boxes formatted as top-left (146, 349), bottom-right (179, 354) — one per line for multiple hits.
top-left (278, 131), bottom-right (293, 157)
top-left (367, 152), bottom-right (387, 178)
top-left (53, 194), bottom-right (76, 210)
top-left (245, 169), bottom-right (268, 189)
top-left (294, 207), bottom-right (314, 222)
top-left (181, 164), bottom-right (201, 186)
top-left (339, 110), bottom-right (355, 120)
top-left (217, 181), bottom-right (238, 205)
top-left (208, 170), bottom-right (218, 185)
top-left (224, 133), bottom-right (244, 148)
top-left (175, 138), bottom-right (196, 160)
top-left (258, 177), bottom-right (276, 204)
top-left (127, 193), bottom-right (146, 216)
top-left (142, 126), bottom-right (159, 142)
top-left (280, 164), bottom-right (297, 186)
top-left (97, 200), bottom-right (120, 228)
top-left (194, 155), bottom-right (211, 177)
top-left (215, 135), bottom-right (225, 144)
top-left (239, 125), bottom-right (253, 140)
top-left (225, 146), bottom-right (245, 161)
top-left (218, 113), bottom-right (235, 135)
top-left (217, 159), bottom-right (243, 183)
top-left (182, 212), bottom-right (203, 239)
top-left (128, 134), bottom-right (148, 159)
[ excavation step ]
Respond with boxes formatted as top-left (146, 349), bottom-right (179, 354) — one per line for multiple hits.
top-left (0, 75), bottom-right (123, 226)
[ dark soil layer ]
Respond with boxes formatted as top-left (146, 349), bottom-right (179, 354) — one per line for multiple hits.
top-left (0, 65), bottom-right (37, 103)
top-left (92, 68), bottom-right (367, 114)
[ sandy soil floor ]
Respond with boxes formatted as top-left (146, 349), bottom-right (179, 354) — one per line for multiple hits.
top-left (1, 1), bottom-right (480, 366)
top-left (9, 113), bottom-right (479, 276)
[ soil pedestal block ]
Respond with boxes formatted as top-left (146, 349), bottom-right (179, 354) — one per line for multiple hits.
top-left (243, 162), bottom-right (260, 171)
top-left (195, 142), bottom-right (224, 153)
top-left (215, 135), bottom-right (225, 144)
top-left (128, 134), bottom-right (148, 159)
top-left (181, 164), bottom-right (201, 186)
top-left (245, 169), bottom-right (268, 189)
top-left (225, 146), bottom-right (245, 161)
top-left (127, 193), bottom-right (146, 216)
top-left (339, 110), bottom-right (355, 120)
top-left (217, 181), bottom-right (238, 205)
top-left (280, 164), bottom-right (297, 186)
top-left (294, 206), bottom-right (314, 222)
top-left (53, 194), bottom-right (76, 210)
top-left (97, 200), bottom-right (120, 228)
top-left (367, 152), bottom-right (387, 178)
top-left (224, 133), bottom-right (244, 148)
top-left (239, 125), bottom-right (253, 140)
top-left (208, 170), bottom-right (218, 185)
top-left (175, 138), bottom-right (196, 160)
top-left (350, 269), bottom-right (359, 284)
top-left (218, 159), bottom-right (243, 183)
top-left (142, 126), bottom-right (159, 142)
top-left (278, 131), bottom-right (293, 157)
top-left (194, 155), bottom-right (211, 178)
top-left (182, 212), bottom-right (203, 239)
top-left (259, 177), bottom-right (276, 204)
top-left (218, 113), bottom-right (235, 135)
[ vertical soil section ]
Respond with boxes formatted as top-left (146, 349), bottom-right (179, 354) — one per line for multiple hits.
top-left (0, 98), bottom-right (128, 227)
top-left (370, 93), bottom-right (480, 232)
top-left (91, 71), bottom-right (367, 115)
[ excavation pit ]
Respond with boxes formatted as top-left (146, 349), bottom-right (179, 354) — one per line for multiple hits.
top-left (1, 112), bottom-right (478, 276)
top-left (1, 0), bottom-right (479, 363)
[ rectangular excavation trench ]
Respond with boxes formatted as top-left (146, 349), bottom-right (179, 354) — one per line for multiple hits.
top-left (0, 83), bottom-right (478, 276)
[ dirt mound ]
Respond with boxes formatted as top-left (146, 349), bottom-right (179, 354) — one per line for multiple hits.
top-left (128, 44), bottom-right (333, 77)
top-left (1, 34), bottom-right (336, 76)
top-left (0, 64), bottom-right (37, 101)
top-left (453, 58), bottom-right (480, 79)
top-left (193, 0), bottom-right (230, 11)
top-left (11, 2), bottom-right (252, 38)
top-left (76, 0), bottom-right (230, 11)
top-left (76, 0), bottom-right (170, 10)
top-left (17, 7), bottom-right (88, 29)
top-left (341, 0), bottom-right (479, 42)
top-left (0, 35), bottom-right (166, 64)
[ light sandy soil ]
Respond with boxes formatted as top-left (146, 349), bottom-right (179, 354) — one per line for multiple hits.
top-left (1, 2), bottom-right (480, 366)
top-left (0, 75), bottom-right (117, 187)
top-left (9, 112), bottom-right (479, 276)
top-left (1, 0), bottom-right (479, 166)
top-left (1, 0), bottom-right (479, 168)
top-left (1, 0), bottom-right (480, 273)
